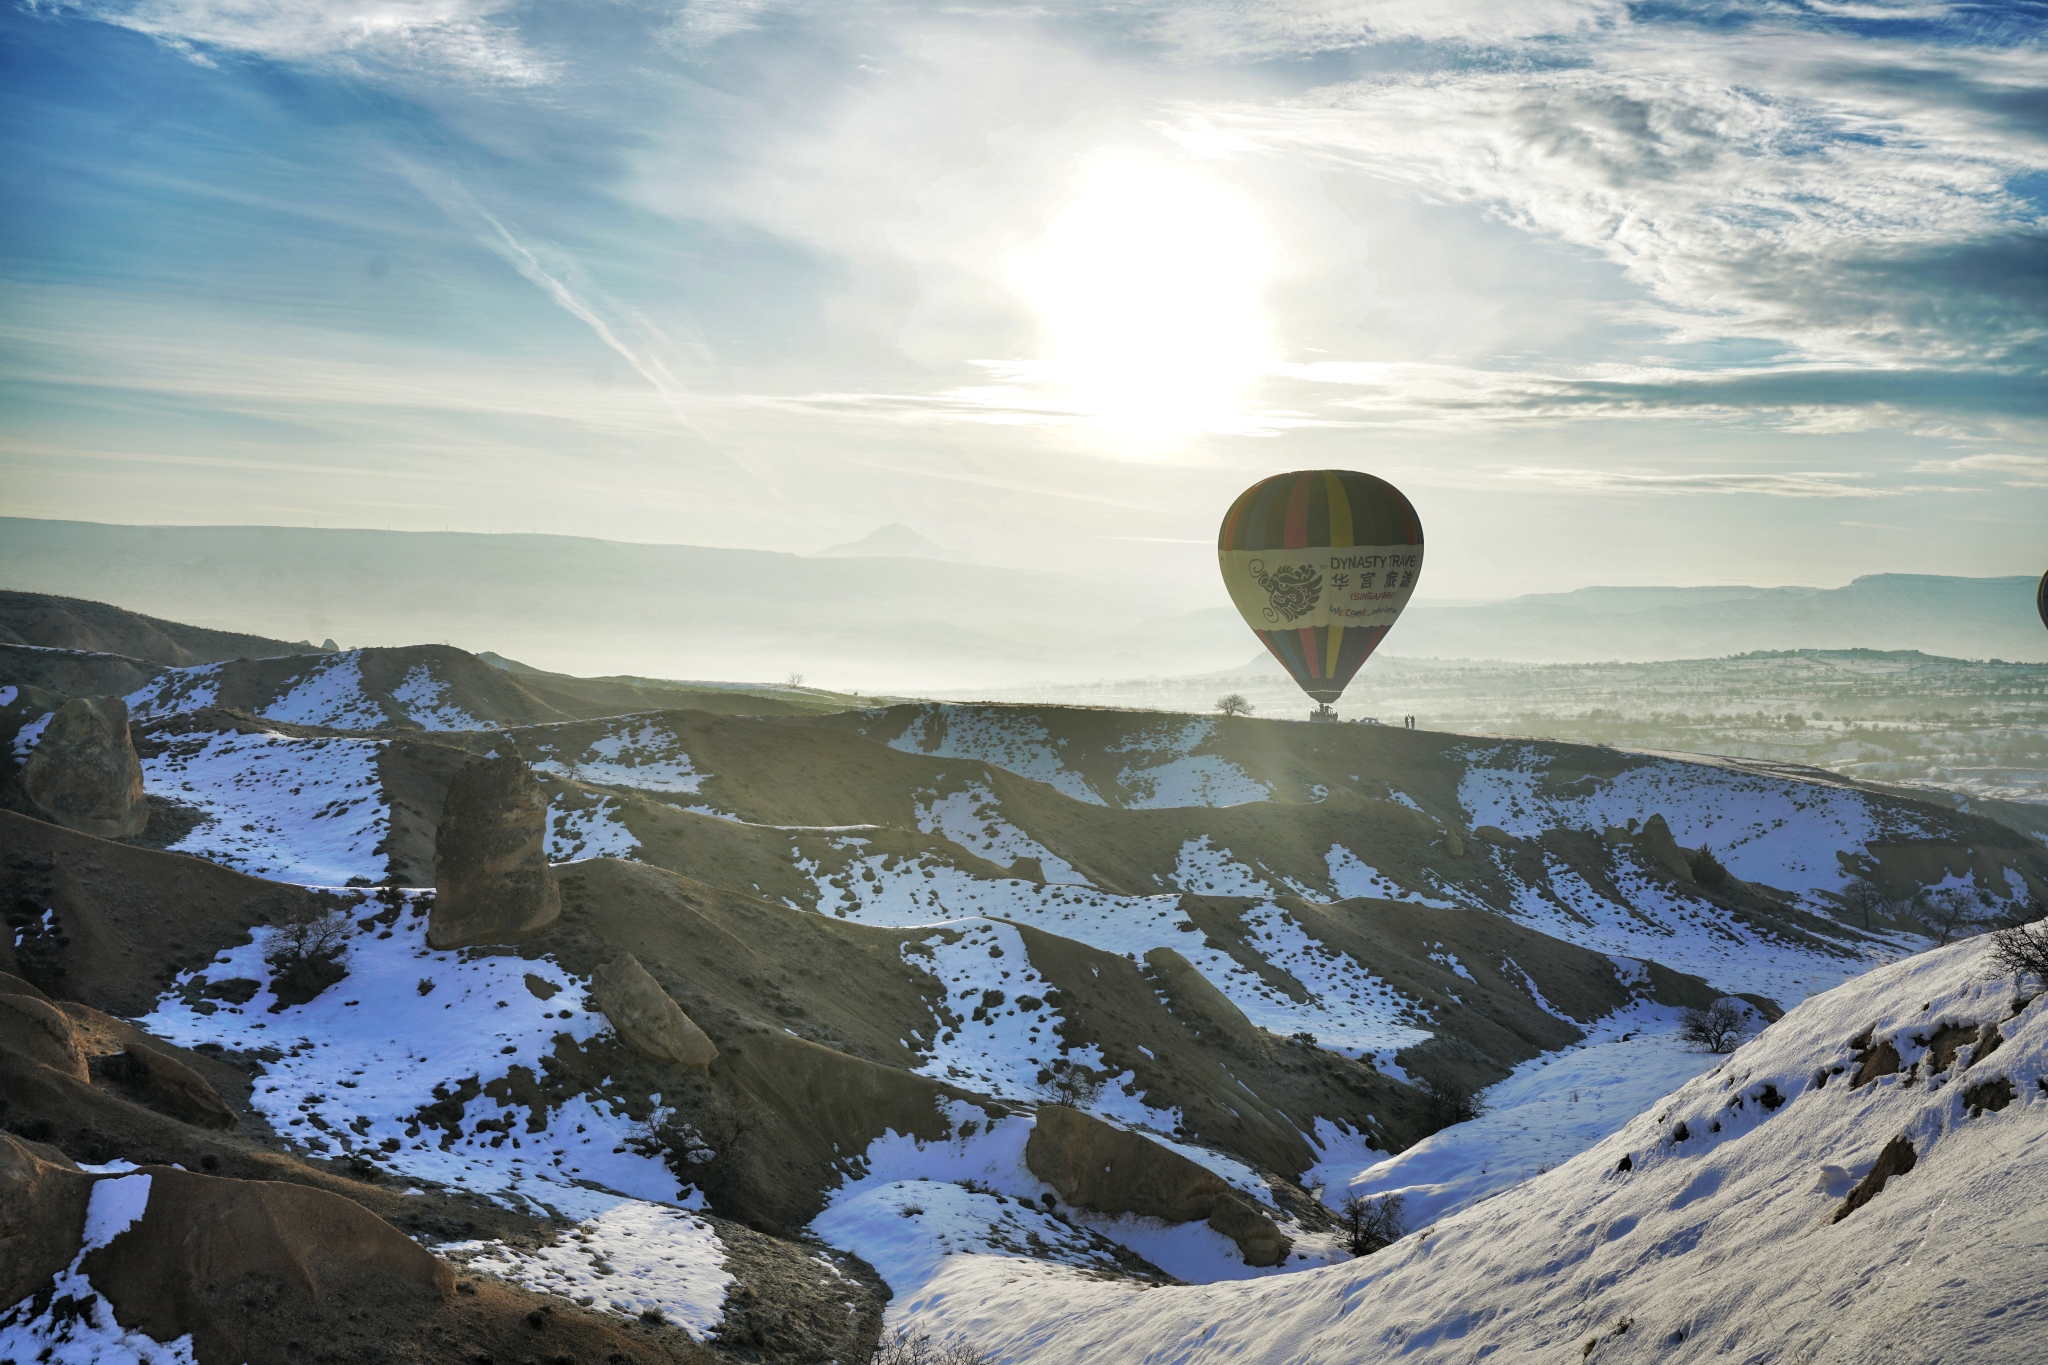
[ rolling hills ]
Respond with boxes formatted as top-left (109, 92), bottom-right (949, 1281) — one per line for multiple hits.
top-left (3, 592), bottom-right (2044, 1362)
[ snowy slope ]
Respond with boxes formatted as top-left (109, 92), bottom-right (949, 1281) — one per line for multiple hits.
top-left (887, 936), bottom-right (2047, 1363)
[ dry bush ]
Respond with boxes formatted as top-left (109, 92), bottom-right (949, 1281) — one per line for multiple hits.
top-left (1988, 913), bottom-right (2048, 984)
top-left (1339, 1191), bottom-right (1406, 1256)
top-left (1040, 1060), bottom-right (1106, 1109)
top-left (1215, 693), bottom-right (1254, 717)
top-left (264, 899), bottom-right (354, 970)
top-left (1417, 1074), bottom-right (1483, 1127)
top-left (871, 1327), bottom-right (993, 1365)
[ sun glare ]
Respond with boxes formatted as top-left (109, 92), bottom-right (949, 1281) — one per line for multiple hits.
top-left (1007, 157), bottom-right (1273, 445)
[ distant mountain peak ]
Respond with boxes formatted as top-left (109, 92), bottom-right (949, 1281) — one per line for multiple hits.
top-left (812, 523), bottom-right (964, 561)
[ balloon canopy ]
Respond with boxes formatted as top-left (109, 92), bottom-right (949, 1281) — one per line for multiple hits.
top-left (2038, 568), bottom-right (2047, 633)
top-left (1216, 469), bottom-right (1423, 705)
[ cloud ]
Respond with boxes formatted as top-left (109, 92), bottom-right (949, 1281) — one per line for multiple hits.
top-left (1166, 28), bottom-right (2048, 370)
top-left (1496, 467), bottom-right (1897, 497)
top-left (1135, 0), bottom-right (1627, 58)
top-left (44, 0), bottom-right (549, 82)
top-left (1911, 452), bottom-right (2048, 485)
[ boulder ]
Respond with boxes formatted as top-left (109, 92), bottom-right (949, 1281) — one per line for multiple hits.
top-left (82, 1166), bottom-right (454, 1363)
top-left (1634, 814), bottom-right (1695, 881)
top-left (1025, 1105), bottom-right (1292, 1266)
top-left (18, 697), bottom-right (147, 839)
top-left (428, 752), bottom-right (560, 949)
top-left (0, 991), bottom-right (87, 1082)
top-left (0, 1132), bottom-right (91, 1308)
top-left (60, 1001), bottom-right (238, 1130)
top-left (590, 953), bottom-right (718, 1072)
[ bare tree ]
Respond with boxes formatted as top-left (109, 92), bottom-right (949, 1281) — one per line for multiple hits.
top-left (1215, 693), bottom-right (1254, 717)
top-left (1839, 878), bottom-right (1884, 931)
top-left (1919, 886), bottom-right (1992, 945)
top-left (786, 671), bottom-right (806, 688)
top-left (1678, 999), bottom-right (1749, 1053)
top-left (1338, 1191), bottom-right (1406, 1256)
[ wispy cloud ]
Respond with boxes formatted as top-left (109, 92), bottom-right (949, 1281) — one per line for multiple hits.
top-left (1912, 452), bottom-right (2048, 485)
top-left (43, 0), bottom-right (550, 82)
top-left (1495, 467), bottom-right (1900, 497)
top-left (1166, 33), bottom-right (2048, 371)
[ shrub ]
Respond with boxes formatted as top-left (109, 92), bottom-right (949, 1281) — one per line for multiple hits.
top-left (1339, 1191), bottom-right (1406, 1256)
top-left (1215, 693), bottom-right (1254, 717)
top-left (1417, 1074), bottom-right (1483, 1127)
top-left (1988, 916), bottom-right (2048, 983)
top-left (1678, 999), bottom-right (1749, 1053)
top-left (871, 1327), bottom-right (993, 1365)
top-left (265, 900), bottom-right (353, 971)
top-left (1040, 1061), bottom-right (1106, 1109)
top-left (1687, 844), bottom-right (1729, 888)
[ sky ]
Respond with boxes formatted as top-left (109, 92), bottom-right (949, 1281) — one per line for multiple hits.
top-left (1, 0), bottom-right (2044, 603)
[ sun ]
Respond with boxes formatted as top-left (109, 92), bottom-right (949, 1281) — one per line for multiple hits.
top-left (1006, 156), bottom-right (1274, 446)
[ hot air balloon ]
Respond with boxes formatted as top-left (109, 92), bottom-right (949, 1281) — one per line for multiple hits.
top-left (1217, 470), bottom-right (1422, 719)
top-left (2038, 568), bottom-right (2047, 633)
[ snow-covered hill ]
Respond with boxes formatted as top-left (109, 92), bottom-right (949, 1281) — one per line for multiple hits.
top-left (8, 619), bottom-right (2045, 1361)
top-left (886, 934), bottom-right (2047, 1362)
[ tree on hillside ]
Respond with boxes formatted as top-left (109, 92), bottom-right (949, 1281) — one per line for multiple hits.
top-left (1339, 1192), bottom-right (1406, 1256)
top-left (1919, 886), bottom-right (1994, 945)
top-left (1687, 843), bottom-right (1729, 888)
top-left (1216, 693), bottom-right (1254, 717)
top-left (1678, 999), bottom-right (1749, 1053)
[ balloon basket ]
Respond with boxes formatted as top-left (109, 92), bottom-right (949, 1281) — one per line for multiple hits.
top-left (1308, 704), bottom-right (1339, 724)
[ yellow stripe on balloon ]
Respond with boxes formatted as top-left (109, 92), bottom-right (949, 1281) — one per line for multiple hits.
top-left (1323, 471), bottom-right (1353, 548)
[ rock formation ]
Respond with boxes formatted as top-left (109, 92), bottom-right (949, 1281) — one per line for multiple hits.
top-left (0, 990), bottom-right (88, 1082)
top-left (428, 751), bottom-right (560, 949)
top-left (18, 696), bottom-right (147, 839)
top-left (1026, 1105), bottom-right (1292, 1266)
top-left (590, 952), bottom-right (719, 1072)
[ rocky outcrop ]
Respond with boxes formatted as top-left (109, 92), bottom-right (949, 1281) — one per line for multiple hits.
top-left (429, 752), bottom-right (560, 949)
top-left (61, 1001), bottom-right (238, 1130)
top-left (82, 1166), bottom-right (455, 1358)
top-left (0, 1133), bottom-right (90, 1308)
top-left (590, 953), bottom-right (718, 1072)
top-left (1603, 813), bottom-right (1694, 881)
top-left (1025, 1105), bottom-right (1292, 1266)
top-left (18, 696), bottom-right (147, 839)
top-left (0, 991), bottom-right (87, 1082)
top-left (1143, 947), bottom-right (1267, 1056)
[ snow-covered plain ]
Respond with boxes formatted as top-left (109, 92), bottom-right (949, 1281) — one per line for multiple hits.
top-left (885, 936), bottom-right (2048, 1363)
top-left (885, 708), bottom-right (1104, 805)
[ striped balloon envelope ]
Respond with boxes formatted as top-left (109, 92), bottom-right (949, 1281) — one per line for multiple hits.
top-left (1217, 470), bottom-right (1423, 705)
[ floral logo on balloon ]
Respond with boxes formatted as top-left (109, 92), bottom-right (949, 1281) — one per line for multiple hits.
top-left (1248, 560), bottom-right (1323, 623)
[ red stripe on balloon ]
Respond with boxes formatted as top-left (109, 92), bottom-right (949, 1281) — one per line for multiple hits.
top-left (1298, 626), bottom-right (1319, 677)
top-left (1284, 473), bottom-right (1311, 550)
